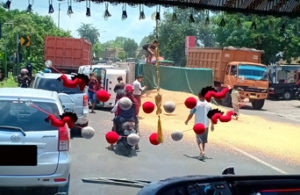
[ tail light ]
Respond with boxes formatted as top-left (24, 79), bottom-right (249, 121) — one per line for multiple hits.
top-left (58, 126), bottom-right (69, 151)
top-left (83, 95), bottom-right (89, 107)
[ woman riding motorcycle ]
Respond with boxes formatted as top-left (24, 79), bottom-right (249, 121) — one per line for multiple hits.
top-left (111, 84), bottom-right (140, 150)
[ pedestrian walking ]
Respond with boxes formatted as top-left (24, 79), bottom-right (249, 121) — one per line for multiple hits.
top-left (185, 88), bottom-right (214, 160)
top-left (88, 72), bottom-right (100, 113)
top-left (133, 75), bottom-right (147, 115)
top-left (231, 85), bottom-right (240, 120)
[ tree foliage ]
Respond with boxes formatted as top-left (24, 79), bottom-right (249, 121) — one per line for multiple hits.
top-left (146, 8), bottom-right (216, 66)
top-left (0, 7), bottom-right (71, 73)
top-left (77, 23), bottom-right (100, 45)
top-left (212, 14), bottom-right (300, 64)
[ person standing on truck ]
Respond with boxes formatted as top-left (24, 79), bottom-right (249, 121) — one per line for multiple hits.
top-left (88, 72), bottom-right (100, 114)
top-left (185, 88), bottom-right (214, 160)
top-left (114, 76), bottom-right (126, 102)
top-left (143, 40), bottom-right (158, 64)
top-left (231, 85), bottom-right (240, 120)
top-left (133, 75), bottom-right (147, 116)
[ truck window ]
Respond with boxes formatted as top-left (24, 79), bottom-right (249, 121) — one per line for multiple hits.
top-left (231, 65), bottom-right (237, 77)
top-left (226, 66), bottom-right (230, 75)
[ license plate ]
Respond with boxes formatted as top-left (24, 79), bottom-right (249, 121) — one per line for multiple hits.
top-left (0, 145), bottom-right (37, 166)
top-left (250, 95), bottom-right (256, 99)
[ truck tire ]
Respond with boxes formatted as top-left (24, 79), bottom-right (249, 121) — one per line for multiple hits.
top-left (283, 91), bottom-right (292, 100)
top-left (251, 99), bottom-right (265, 110)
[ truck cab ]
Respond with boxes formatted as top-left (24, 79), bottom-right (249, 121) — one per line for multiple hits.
top-left (224, 62), bottom-right (269, 109)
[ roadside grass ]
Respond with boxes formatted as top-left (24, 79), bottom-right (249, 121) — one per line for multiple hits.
top-left (0, 73), bottom-right (18, 88)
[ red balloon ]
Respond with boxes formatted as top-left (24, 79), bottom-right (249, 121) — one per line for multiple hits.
top-left (184, 97), bottom-right (197, 109)
top-left (96, 90), bottom-right (110, 102)
top-left (149, 133), bottom-right (160, 145)
top-left (193, 123), bottom-right (206, 135)
top-left (105, 131), bottom-right (119, 144)
top-left (142, 101), bottom-right (155, 114)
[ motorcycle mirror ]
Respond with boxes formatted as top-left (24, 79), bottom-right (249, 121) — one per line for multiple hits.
top-left (222, 167), bottom-right (235, 175)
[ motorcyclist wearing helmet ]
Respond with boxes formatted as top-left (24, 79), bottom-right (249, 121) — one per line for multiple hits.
top-left (110, 84), bottom-right (140, 150)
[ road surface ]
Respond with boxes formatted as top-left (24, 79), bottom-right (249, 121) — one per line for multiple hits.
top-left (69, 104), bottom-right (300, 195)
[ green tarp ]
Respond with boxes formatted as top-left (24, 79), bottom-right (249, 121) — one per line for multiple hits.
top-left (135, 64), bottom-right (213, 95)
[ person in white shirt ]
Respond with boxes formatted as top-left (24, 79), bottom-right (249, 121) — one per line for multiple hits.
top-left (231, 85), bottom-right (240, 120)
top-left (185, 89), bottom-right (214, 159)
top-left (133, 75), bottom-right (147, 115)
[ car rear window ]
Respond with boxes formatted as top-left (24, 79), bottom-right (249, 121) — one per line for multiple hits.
top-left (37, 77), bottom-right (82, 94)
top-left (0, 100), bottom-right (60, 131)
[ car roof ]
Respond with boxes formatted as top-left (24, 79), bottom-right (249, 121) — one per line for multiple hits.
top-left (36, 72), bottom-right (72, 79)
top-left (0, 88), bottom-right (58, 101)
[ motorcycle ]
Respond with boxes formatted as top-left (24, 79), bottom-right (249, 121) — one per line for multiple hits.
top-left (115, 120), bottom-right (139, 156)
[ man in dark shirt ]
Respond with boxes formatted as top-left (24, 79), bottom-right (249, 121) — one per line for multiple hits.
top-left (143, 40), bottom-right (158, 64)
top-left (113, 76), bottom-right (125, 101)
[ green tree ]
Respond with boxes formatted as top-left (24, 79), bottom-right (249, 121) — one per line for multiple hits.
top-left (0, 7), bottom-right (71, 74)
top-left (77, 23), bottom-right (100, 45)
top-left (212, 14), bottom-right (300, 64)
top-left (92, 42), bottom-right (101, 59)
top-left (123, 39), bottom-right (138, 58)
top-left (145, 8), bottom-right (216, 66)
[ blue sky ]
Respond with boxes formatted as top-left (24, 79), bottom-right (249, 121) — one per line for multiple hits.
top-left (9, 1), bottom-right (163, 44)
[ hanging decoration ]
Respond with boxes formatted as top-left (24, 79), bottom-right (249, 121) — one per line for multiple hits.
top-left (171, 131), bottom-right (183, 141)
top-left (96, 90), bottom-right (111, 103)
top-left (139, 5), bottom-right (145, 20)
top-left (203, 86), bottom-right (230, 102)
top-left (81, 126), bottom-right (95, 139)
top-left (122, 4), bottom-right (127, 20)
top-left (57, 74), bottom-right (90, 91)
top-left (172, 9), bottom-right (177, 21)
top-left (27, 0), bottom-right (33, 13)
top-left (67, 0), bottom-right (73, 15)
top-left (48, 0), bottom-right (54, 14)
top-left (127, 134), bottom-right (140, 146)
top-left (236, 18), bottom-right (241, 27)
top-left (251, 19), bottom-right (257, 30)
top-left (106, 131), bottom-right (119, 144)
top-left (207, 109), bottom-right (236, 124)
top-left (104, 2), bottom-right (112, 19)
top-left (155, 5), bottom-right (161, 21)
top-left (189, 13), bottom-right (195, 23)
top-left (118, 97), bottom-right (132, 110)
top-left (163, 101), bottom-right (176, 113)
top-left (142, 101), bottom-right (155, 114)
top-left (45, 112), bottom-right (78, 129)
top-left (149, 133), bottom-right (160, 145)
top-left (184, 97), bottom-right (197, 109)
top-left (193, 123), bottom-right (206, 135)
top-left (86, 0), bottom-right (91, 17)
top-left (205, 10), bottom-right (210, 25)
top-left (220, 13), bottom-right (226, 27)
top-left (3, 0), bottom-right (11, 9)
top-left (154, 14), bottom-right (163, 144)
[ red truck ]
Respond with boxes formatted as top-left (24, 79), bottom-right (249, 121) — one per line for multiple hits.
top-left (44, 36), bottom-right (92, 73)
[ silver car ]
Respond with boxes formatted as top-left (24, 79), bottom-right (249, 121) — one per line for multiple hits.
top-left (0, 88), bottom-right (70, 194)
top-left (31, 72), bottom-right (89, 137)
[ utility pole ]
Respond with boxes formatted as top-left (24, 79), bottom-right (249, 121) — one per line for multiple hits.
top-left (58, 3), bottom-right (61, 28)
top-left (4, 22), bottom-right (13, 79)
top-left (16, 33), bottom-right (20, 76)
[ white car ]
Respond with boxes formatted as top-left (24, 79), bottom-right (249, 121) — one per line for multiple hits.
top-left (0, 88), bottom-right (70, 194)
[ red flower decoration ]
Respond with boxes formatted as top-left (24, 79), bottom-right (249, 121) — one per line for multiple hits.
top-left (96, 90), bottom-right (110, 102)
top-left (45, 112), bottom-right (78, 129)
top-left (184, 97), bottom-right (197, 109)
top-left (105, 131), bottom-right (119, 144)
top-left (205, 88), bottom-right (229, 102)
top-left (142, 101), bottom-right (155, 114)
top-left (149, 133), bottom-right (160, 145)
top-left (58, 75), bottom-right (78, 89)
top-left (193, 123), bottom-right (206, 135)
top-left (219, 111), bottom-right (235, 122)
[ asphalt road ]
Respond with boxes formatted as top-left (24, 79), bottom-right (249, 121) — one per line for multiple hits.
top-left (69, 101), bottom-right (300, 195)
top-left (229, 99), bottom-right (300, 124)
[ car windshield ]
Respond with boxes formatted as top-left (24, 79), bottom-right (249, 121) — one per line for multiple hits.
top-left (1, 1), bottom-right (300, 194)
top-left (37, 78), bottom-right (82, 94)
top-left (238, 65), bottom-right (268, 81)
top-left (0, 100), bottom-right (59, 131)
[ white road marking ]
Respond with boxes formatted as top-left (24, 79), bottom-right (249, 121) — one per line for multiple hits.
top-left (228, 144), bottom-right (287, 174)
